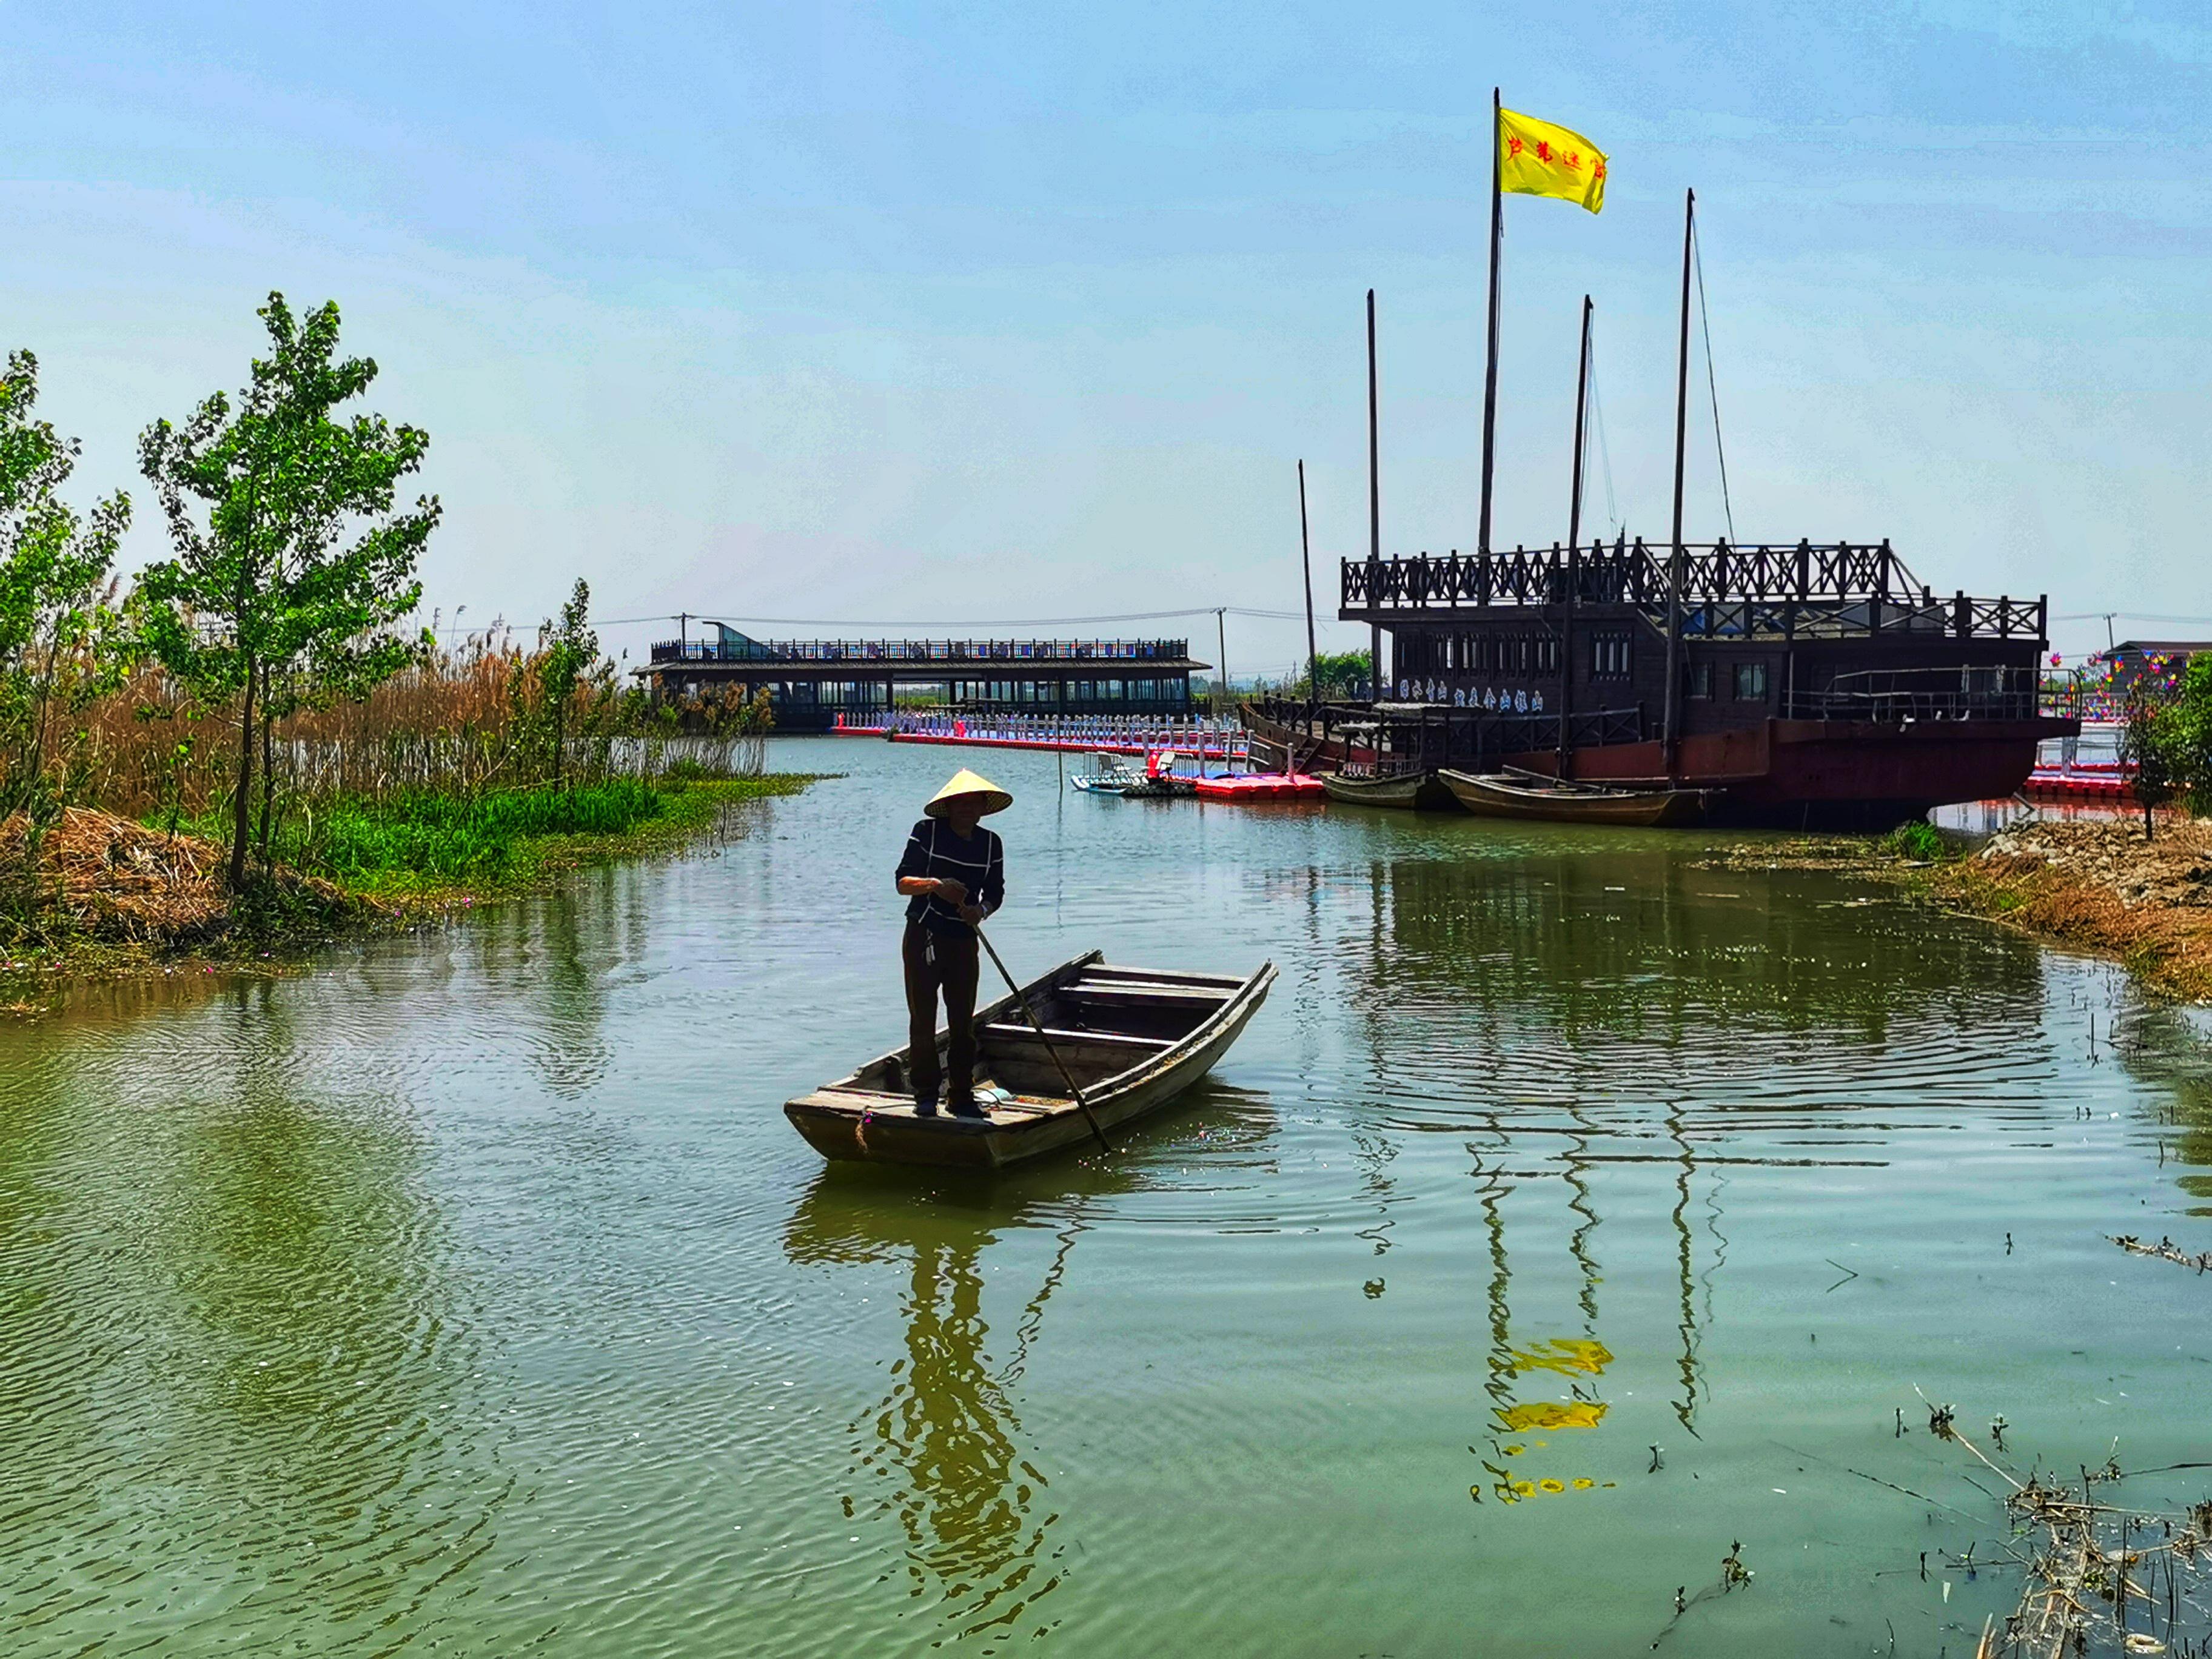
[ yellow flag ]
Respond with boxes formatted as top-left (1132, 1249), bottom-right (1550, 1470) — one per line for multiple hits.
top-left (1498, 108), bottom-right (1607, 213)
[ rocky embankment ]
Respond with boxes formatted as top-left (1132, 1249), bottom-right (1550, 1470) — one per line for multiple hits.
top-left (1935, 816), bottom-right (2212, 1000)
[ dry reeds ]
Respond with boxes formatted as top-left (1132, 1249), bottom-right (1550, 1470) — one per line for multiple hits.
top-left (0, 805), bottom-right (349, 944)
top-left (13, 629), bottom-right (772, 828)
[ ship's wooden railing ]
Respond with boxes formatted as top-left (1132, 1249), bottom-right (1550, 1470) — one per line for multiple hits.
top-left (1341, 540), bottom-right (2046, 645)
top-left (1780, 665), bottom-right (2044, 723)
top-left (1250, 695), bottom-right (1644, 762)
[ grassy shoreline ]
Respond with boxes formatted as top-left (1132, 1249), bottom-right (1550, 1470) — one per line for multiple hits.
top-left (0, 774), bottom-right (814, 1005)
top-left (1711, 816), bottom-right (2212, 1002)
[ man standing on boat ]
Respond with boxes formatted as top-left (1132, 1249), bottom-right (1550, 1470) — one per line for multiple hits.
top-left (894, 769), bottom-right (1010, 1119)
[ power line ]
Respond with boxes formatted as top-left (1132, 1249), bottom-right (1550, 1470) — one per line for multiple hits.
top-left (2053, 611), bottom-right (2212, 625)
top-left (582, 605), bottom-right (1313, 629)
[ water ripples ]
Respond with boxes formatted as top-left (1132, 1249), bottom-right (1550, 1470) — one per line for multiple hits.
top-left (6, 740), bottom-right (2212, 1657)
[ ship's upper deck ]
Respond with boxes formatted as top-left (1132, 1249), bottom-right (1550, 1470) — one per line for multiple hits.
top-left (1341, 537), bottom-right (2045, 645)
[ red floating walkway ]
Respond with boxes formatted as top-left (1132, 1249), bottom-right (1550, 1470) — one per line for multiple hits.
top-left (1191, 773), bottom-right (1326, 802)
top-left (2022, 769), bottom-right (2133, 803)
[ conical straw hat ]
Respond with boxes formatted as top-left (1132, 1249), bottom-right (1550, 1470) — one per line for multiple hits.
top-left (924, 768), bottom-right (1013, 820)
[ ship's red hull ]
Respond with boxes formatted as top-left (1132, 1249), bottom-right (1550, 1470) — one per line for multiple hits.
top-left (1248, 708), bottom-right (2075, 829)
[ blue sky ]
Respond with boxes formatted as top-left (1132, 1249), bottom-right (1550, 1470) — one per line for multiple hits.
top-left (5, 1), bottom-right (2208, 672)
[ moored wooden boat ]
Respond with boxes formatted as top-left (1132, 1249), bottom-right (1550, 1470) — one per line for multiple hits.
top-left (1437, 768), bottom-right (1710, 827)
top-left (785, 951), bottom-right (1276, 1168)
top-left (1318, 768), bottom-right (1460, 811)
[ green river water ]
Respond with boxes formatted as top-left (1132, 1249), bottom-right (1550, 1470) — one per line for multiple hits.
top-left (5, 736), bottom-right (2211, 1657)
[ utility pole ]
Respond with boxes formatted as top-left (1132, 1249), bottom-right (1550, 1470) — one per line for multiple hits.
top-left (1298, 460), bottom-right (1319, 705)
top-left (1216, 607), bottom-right (1230, 720)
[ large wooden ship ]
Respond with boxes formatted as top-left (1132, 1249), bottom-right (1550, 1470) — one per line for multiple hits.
top-left (1249, 535), bottom-right (2070, 828)
top-left (1256, 184), bottom-right (2074, 828)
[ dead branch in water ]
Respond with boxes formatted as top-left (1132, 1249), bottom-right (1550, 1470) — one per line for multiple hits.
top-left (2113, 1235), bottom-right (2212, 1276)
top-left (1915, 1393), bottom-right (2212, 1658)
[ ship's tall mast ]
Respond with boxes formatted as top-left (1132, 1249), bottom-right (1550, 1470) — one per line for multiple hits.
top-left (1560, 294), bottom-right (1592, 775)
top-left (1367, 288), bottom-right (1383, 697)
top-left (1663, 189), bottom-right (1695, 779)
top-left (1477, 87), bottom-right (1504, 560)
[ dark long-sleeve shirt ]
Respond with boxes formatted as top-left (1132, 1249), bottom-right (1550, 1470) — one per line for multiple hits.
top-left (896, 818), bottom-right (1005, 936)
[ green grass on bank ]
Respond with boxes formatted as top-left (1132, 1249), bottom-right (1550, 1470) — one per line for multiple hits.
top-left (0, 775), bottom-right (814, 1000)
top-left (1878, 819), bottom-right (1952, 862)
top-left (178, 773), bottom-right (814, 903)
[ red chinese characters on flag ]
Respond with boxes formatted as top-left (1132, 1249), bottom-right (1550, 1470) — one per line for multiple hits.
top-left (1498, 106), bottom-right (1608, 213)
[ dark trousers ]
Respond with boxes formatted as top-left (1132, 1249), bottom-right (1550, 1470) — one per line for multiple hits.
top-left (902, 922), bottom-right (980, 1105)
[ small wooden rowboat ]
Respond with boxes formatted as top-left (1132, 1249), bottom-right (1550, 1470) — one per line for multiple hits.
top-left (785, 951), bottom-right (1276, 1168)
top-left (1437, 768), bottom-right (1711, 827)
top-left (1318, 768), bottom-right (1460, 811)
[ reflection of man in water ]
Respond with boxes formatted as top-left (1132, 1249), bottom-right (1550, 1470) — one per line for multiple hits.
top-left (876, 1239), bottom-right (1033, 1600)
top-left (894, 770), bottom-right (1009, 1119)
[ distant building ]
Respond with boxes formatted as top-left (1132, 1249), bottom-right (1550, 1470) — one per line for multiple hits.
top-left (637, 622), bottom-right (1208, 731)
top-left (2103, 640), bottom-right (2212, 694)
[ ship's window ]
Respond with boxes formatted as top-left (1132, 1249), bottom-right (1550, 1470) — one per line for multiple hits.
top-left (1537, 637), bottom-right (1559, 674)
top-left (1592, 635), bottom-right (1631, 679)
top-left (1734, 662), bottom-right (1769, 701)
top-left (1690, 662), bottom-right (1712, 699)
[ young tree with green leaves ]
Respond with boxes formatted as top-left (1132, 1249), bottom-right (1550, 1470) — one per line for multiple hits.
top-left (2163, 652), bottom-right (2212, 814)
top-left (1289, 648), bottom-right (1372, 700)
top-left (0, 349), bottom-right (132, 826)
top-left (537, 580), bottom-right (598, 786)
top-left (2120, 678), bottom-right (2176, 840)
top-left (136, 293), bottom-right (438, 889)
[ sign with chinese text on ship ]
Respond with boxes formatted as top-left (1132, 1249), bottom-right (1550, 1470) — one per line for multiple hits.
top-left (1498, 109), bottom-right (1608, 213)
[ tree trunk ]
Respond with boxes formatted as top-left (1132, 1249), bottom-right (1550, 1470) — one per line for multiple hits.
top-left (2145, 797), bottom-right (2155, 840)
top-left (258, 671), bottom-right (276, 864)
top-left (230, 657), bottom-right (257, 890)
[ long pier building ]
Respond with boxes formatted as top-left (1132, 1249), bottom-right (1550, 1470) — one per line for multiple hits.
top-left (640, 622), bottom-right (1207, 732)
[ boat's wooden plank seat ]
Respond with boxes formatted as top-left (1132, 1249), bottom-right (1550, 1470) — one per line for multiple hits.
top-left (1082, 964), bottom-right (1247, 987)
top-left (1064, 981), bottom-right (1235, 1011)
top-left (980, 1022), bottom-right (1173, 1051)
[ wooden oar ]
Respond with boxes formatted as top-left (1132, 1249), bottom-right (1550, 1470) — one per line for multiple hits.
top-left (973, 926), bottom-right (1113, 1155)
